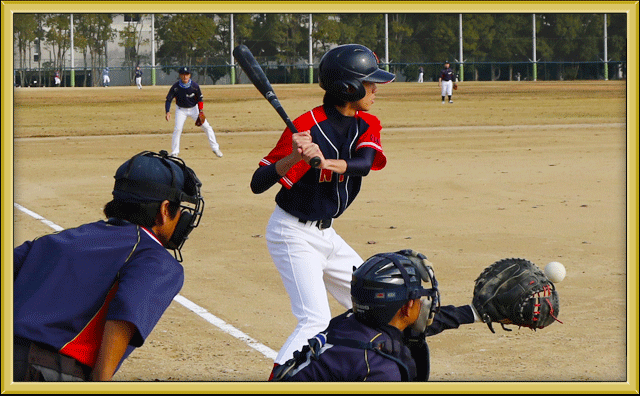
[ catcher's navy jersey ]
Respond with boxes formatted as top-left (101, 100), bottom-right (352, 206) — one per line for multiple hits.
top-left (440, 67), bottom-right (455, 81)
top-left (279, 306), bottom-right (475, 381)
top-left (259, 105), bottom-right (387, 221)
top-left (14, 219), bottom-right (184, 369)
top-left (165, 80), bottom-right (203, 111)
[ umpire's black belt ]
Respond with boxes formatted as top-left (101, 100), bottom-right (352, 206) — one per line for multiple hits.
top-left (299, 218), bottom-right (333, 230)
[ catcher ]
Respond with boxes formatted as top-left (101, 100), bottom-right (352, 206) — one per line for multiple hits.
top-left (271, 253), bottom-right (561, 382)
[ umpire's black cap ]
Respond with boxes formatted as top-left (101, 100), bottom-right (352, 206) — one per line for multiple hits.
top-left (178, 66), bottom-right (191, 75)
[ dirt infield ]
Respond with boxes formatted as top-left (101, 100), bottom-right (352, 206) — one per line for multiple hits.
top-left (10, 80), bottom-right (633, 389)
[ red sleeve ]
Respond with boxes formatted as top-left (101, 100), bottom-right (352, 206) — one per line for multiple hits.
top-left (258, 108), bottom-right (324, 189)
top-left (198, 101), bottom-right (203, 111)
top-left (355, 112), bottom-right (387, 171)
top-left (258, 127), bottom-right (310, 190)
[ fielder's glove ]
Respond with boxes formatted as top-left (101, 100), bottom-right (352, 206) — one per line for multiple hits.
top-left (453, 83), bottom-right (458, 90)
top-left (472, 258), bottom-right (561, 333)
top-left (195, 111), bottom-right (206, 126)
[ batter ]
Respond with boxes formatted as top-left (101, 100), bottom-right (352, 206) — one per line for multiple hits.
top-left (250, 44), bottom-right (395, 372)
top-left (165, 66), bottom-right (223, 158)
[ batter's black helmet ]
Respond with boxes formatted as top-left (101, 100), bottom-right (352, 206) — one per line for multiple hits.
top-left (112, 150), bottom-right (204, 260)
top-left (319, 44), bottom-right (395, 102)
top-left (351, 249), bottom-right (440, 328)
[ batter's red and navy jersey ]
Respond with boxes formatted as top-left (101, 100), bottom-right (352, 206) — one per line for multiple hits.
top-left (13, 218), bottom-right (184, 369)
top-left (165, 80), bottom-right (203, 112)
top-left (440, 67), bottom-right (455, 81)
top-left (259, 105), bottom-right (387, 221)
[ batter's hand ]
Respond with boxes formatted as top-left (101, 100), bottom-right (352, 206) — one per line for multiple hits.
top-left (165, 112), bottom-right (171, 121)
top-left (292, 131), bottom-right (326, 167)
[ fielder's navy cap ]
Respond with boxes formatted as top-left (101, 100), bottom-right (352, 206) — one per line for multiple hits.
top-left (113, 153), bottom-right (186, 203)
top-left (178, 66), bottom-right (191, 74)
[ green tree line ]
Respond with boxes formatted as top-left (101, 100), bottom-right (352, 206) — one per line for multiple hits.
top-left (14, 13), bottom-right (627, 86)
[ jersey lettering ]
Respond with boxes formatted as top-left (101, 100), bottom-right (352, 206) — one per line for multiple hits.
top-left (319, 169), bottom-right (333, 183)
top-left (319, 170), bottom-right (346, 183)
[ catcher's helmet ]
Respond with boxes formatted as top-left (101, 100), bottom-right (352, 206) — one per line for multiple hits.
top-left (319, 44), bottom-right (395, 102)
top-left (351, 250), bottom-right (440, 328)
top-left (112, 150), bottom-right (204, 260)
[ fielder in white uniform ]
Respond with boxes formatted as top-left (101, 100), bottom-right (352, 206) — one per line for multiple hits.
top-left (438, 61), bottom-right (455, 103)
top-left (102, 67), bottom-right (110, 87)
top-left (164, 67), bottom-right (222, 158)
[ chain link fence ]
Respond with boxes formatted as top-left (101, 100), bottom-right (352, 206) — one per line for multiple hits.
top-left (14, 60), bottom-right (627, 88)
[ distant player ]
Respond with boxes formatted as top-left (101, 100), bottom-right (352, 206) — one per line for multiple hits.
top-left (135, 66), bottom-right (143, 89)
top-left (249, 44), bottom-right (395, 378)
top-left (14, 150), bottom-right (205, 381)
top-left (54, 71), bottom-right (61, 87)
top-left (165, 66), bottom-right (223, 158)
top-left (102, 67), bottom-right (110, 87)
top-left (438, 61), bottom-right (455, 103)
top-left (418, 66), bottom-right (424, 83)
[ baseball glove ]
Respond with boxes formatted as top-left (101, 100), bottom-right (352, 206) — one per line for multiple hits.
top-left (472, 258), bottom-right (561, 333)
top-left (453, 82), bottom-right (458, 90)
top-left (195, 111), bottom-right (206, 127)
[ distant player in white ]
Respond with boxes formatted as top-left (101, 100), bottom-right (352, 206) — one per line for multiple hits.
top-left (102, 67), bottom-right (110, 87)
top-left (54, 71), bottom-right (61, 86)
top-left (418, 66), bottom-right (424, 83)
top-left (135, 66), bottom-right (143, 89)
top-left (438, 61), bottom-right (455, 103)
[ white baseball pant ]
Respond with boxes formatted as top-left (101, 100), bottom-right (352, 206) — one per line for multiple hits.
top-left (171, 105), bottom-right (220, 156)
top-left (441, 80), bottom-right (453, 96)
top-left (266, 204), bottom-right (363, 364)
top-left (135, 77), bottom-right (142, 89)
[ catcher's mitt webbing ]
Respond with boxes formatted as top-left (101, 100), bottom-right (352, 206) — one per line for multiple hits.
top-left (472, 258), bottom-right (561, 333)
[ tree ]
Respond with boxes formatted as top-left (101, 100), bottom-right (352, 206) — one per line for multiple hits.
top-left (13, 14), bottom-right (38, 86)
top-left (73, 14), bottom-right (116, 86)
top-left (43, 14), bottom-right (70, 85)
top-left (119, 14), bottom-right (150, 84)
top-left (156, 14), bottom-right (224, 83)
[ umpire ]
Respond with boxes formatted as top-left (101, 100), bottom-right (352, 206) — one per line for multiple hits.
top-left (14, 150), bottom-right (205, 381)
top-left (271, 250), bottom-right (480, 381)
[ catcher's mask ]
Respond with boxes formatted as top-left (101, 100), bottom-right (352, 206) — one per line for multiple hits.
top-left (351, 249), bottom-right (440, 331)
top-left (112, 150), bottom-right (204, 261)
top-left (319, 44), bottom-right (395, 102)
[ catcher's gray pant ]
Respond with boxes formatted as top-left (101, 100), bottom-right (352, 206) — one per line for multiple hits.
top-left (440, 80), bottom-right (453, 97)
top-left (266, 204), bottom-right (362, 365)
top-left (171, 105), bottom-right (220, 156)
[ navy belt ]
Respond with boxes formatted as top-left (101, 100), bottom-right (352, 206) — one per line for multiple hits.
top-left (299, 218), bottom-right (332, 230)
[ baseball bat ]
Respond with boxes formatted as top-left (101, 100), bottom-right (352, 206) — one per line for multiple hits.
top-left (233, 44), bottom-right (321, 168)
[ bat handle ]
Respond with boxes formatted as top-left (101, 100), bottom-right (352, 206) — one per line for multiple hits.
top-left (284, 118), bottom-right (321, 169)
top-left (309, 157), bottom-right (321, 168)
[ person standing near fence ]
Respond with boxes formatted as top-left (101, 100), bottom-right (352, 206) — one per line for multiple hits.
top-left (165, 67), bottom-right (223, 158)
top-left (135, 66), bottom-right (143, 89)
top-left (54, 71), bottom-right (61, 87)
top-left (438, 61), bottom-right (455, 104)
top-left (418, 66), bottom-right (424, 83)
top-left (102, 67), bottom-right (111, 87)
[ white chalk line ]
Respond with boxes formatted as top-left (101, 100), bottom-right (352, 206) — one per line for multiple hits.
top-left (13, 202), bottom-right (278, 361)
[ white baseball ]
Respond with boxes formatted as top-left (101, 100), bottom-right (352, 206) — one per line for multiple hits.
top-left (544, 261), bottom-right (566, 283)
